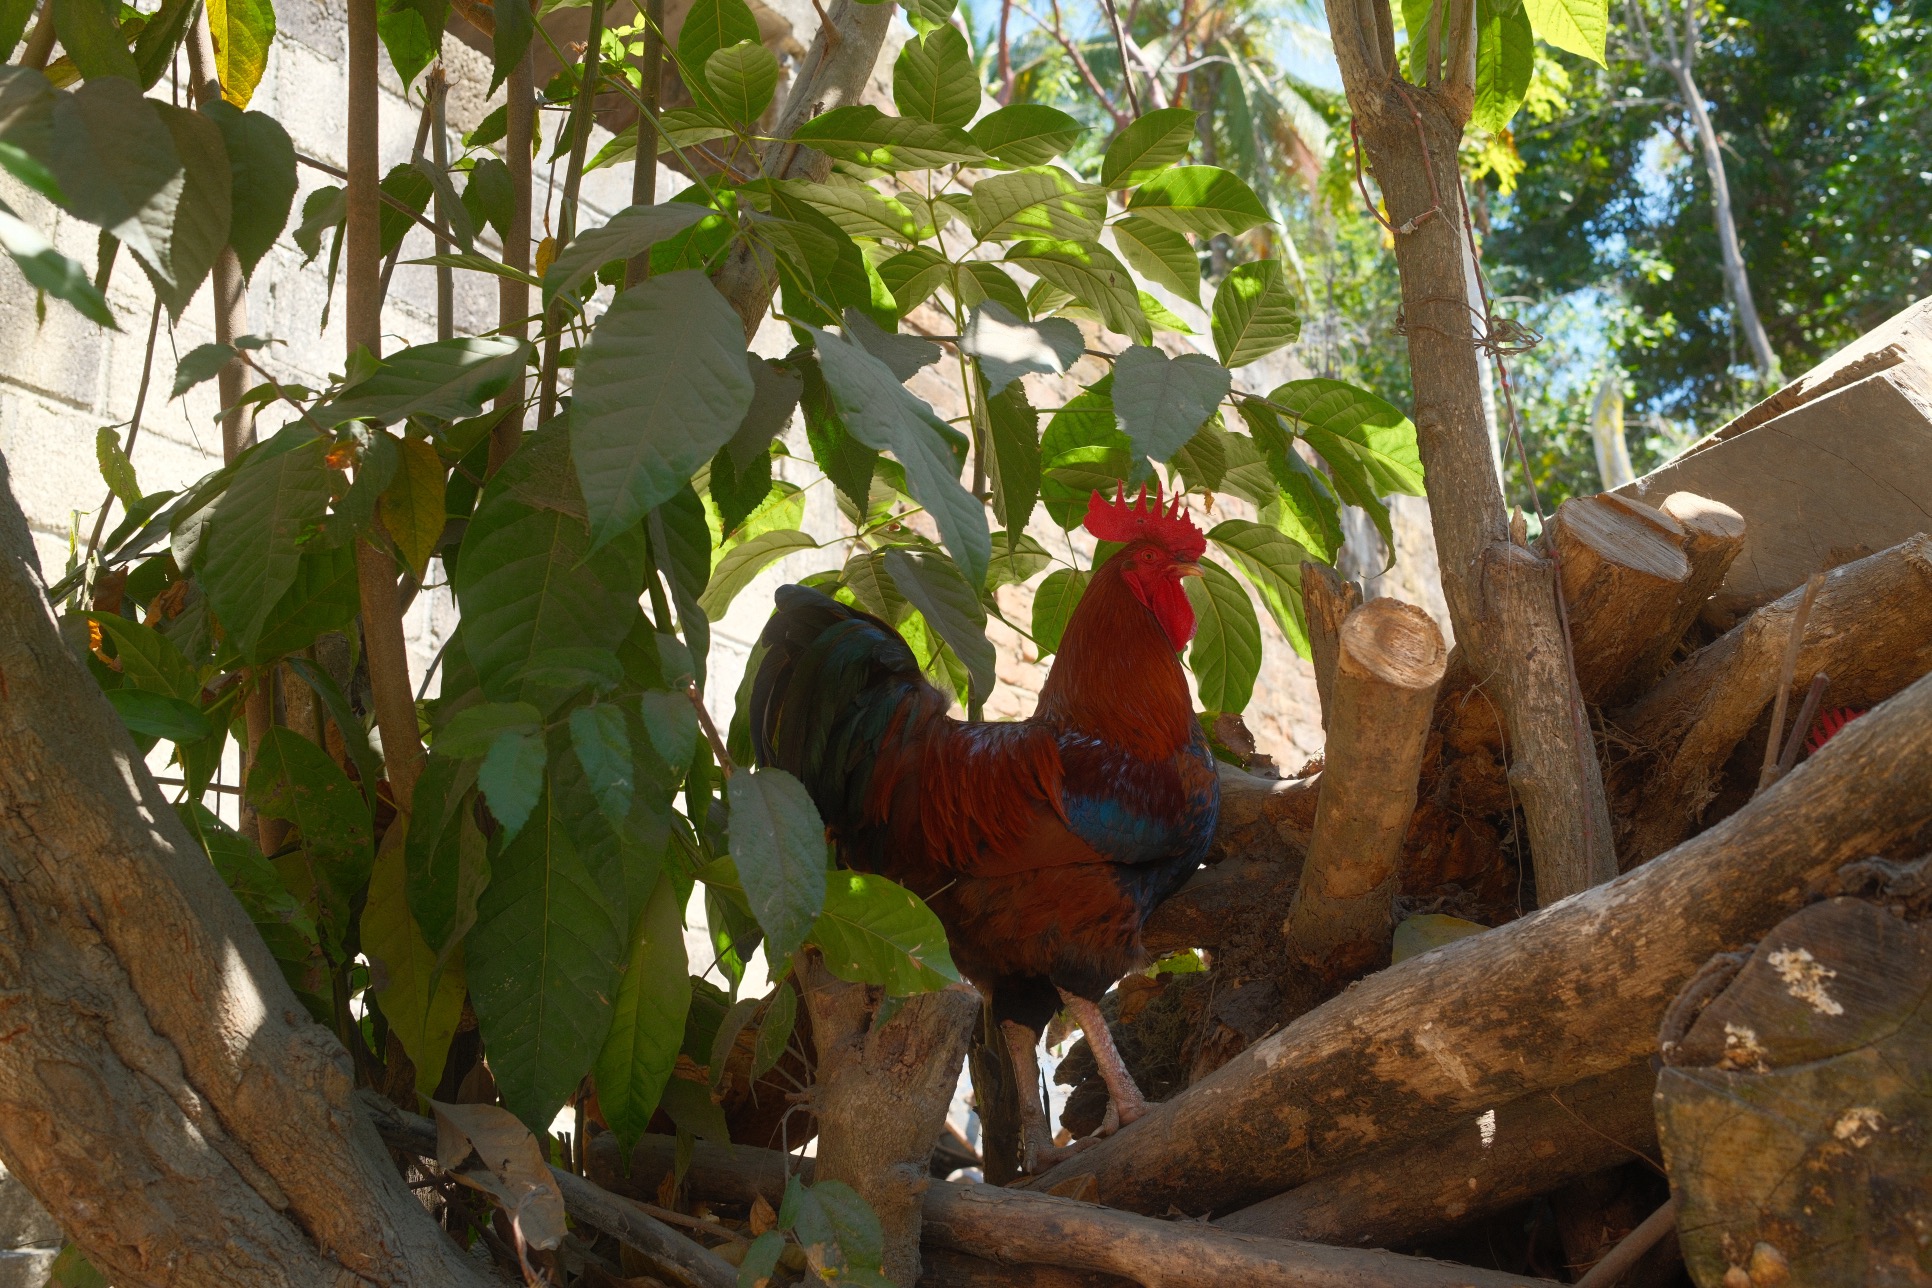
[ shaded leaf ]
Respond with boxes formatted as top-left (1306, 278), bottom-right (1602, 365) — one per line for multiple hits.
top-left (883, 547), bottom-right (994, 704)
top-left (1208, 517), bottom-right (1310, 655)
top-left (593, 872), bottom-right (691, 1154)
top-left (790, 104), bottom-right (986, 171)
top-left (321, 336), bottom-right (530, 426)
top-left (893, 23), bottom-right (979, 128)
top-left (364, 825), bottom-right (467, 1097)
top-left (1111, 215), bottom-right (1199, 306)
top-left (1031, 567), bottom-right (1087, 654)
top-left (704, 39), bottom-right (777, 123)
top-left (381, 435), bottom-right (447, 576)
top-left (699, 527), bottom-right (818, 619)
top-left (1004, 239), bottom-right (1145, 340)
top-left (0, 203), bottom-right (112, 324)
top-left (569, 703), bottom-right (634, 828)
top-left (1112, 345), bottom-right (1231, 462)
top-left (479, 727), bottom-right (546, 839)
top-left (964, 301), bottom-right (1082, 395)
top-left (726, 768), bottom-right (827, 964)
top-left (197, 428), bottom-right (328, 658)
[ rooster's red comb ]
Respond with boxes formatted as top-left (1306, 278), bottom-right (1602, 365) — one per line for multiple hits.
top-left (1083, 483), bottom-right (1207, 561)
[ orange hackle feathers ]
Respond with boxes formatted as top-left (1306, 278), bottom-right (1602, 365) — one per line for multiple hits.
top-left (1083, 482), bottom-right (1207, 562)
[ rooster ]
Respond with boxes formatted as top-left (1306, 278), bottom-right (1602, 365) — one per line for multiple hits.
top-left (751, 484), bottom-right (1220, 1168)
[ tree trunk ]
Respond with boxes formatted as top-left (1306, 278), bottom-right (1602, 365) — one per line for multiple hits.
top-left (0, 468), bottom-right (495, 1288)
top-left (1216, 1062), bottom-right (1658, 1247)
top-left (798, 954), bottom-right (979, 1287)
top-left (712, 0), bottom-right (896, 336)
top-left (1024, 665), bottom-right (1932, 1215)
top-left (1298, 561), bottom-right (1361, 732)
top-left (1283, 598), bottom-right (1445, 993)
top-left (1322, 0), bottom-right (1615, 904)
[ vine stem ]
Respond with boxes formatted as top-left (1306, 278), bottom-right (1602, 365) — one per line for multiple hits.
top-left (687, 682), bottom-right (736, 777)
top-left (538, 0), bottom-right (608, 425)
top-left (488, 52), bottom-right (536, 477)
top-left (83, 298), bottom-right (162, 560)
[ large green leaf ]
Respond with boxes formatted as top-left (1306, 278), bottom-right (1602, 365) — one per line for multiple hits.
top-left (1125, 166), bottom-right (1270, 238)
top-left (1100, 107), bottom-right (1197, 188)
top-left (247, 538), bottom-right (361, 663)
top-left (404, 751), bottom-right (487, 960)
top-left (790, 105), bottom-right (987, 171)
top-left (378, 0), bottom-right (446, 87)
top-left (705, 40), bottom-right (778, 123)
top-left (198, 429), bottom-right (329, 658)
top-left (1185, 558), bottom-right (1260, 713)
top-left (961, 301), bottom-right (1082, 394)
top-left (51, 0), bottom-right (135, 81)
top-left (1004, 239), bottom-right (1146, 341)
top-left (468, 788), bottom-right (626, 1136)
top-left (206, 0), bottom-right (275, 106)
top-left (199, 101), bottom-right (296, 277)
top-left (1522, 0), bottom-right (1608, 64)
top-left (810, 871), bottom-right (959, 995)
top-left (1111, 216), bottom-right (1199, 306)
top-left (179, 802), bottom-right (329, 1020)
top-left (969, 166), bottom-right (1105, 243)
top-left (1031, 567), bottom-right (1088, 654)
top-left (592, 872), bottom-right (690, 1155)
top-left (363, 828), bottom-right (467, 1098)
top-left (568, 704), bottom-right (634, 830)
top-left (437, 700), bottom-right (543, 757)
top-left (320, 336), bottom-right (530, 426)
top-left (1267, 377), bottom-right (1426, 499)
top-left (249, 726), bottom-right (374, 947)
top-left (88, 611), bottom-right (196, 700)
top-left (810, 326), bottom-right (989, 589)
top-left (725, 768), bottom-right (827, 964)
top-left (1038, 377), bottom-right (1133, 528)
top-left (1208, 518), bottom-right (1311, 656)
top-left (148, 102), bottom-right (232, 318)
top-left (969, 103), bottom-right (1084, 166)
top-left (455, 430), bottom-right (649, 703)
top-left (105, 688), bottom-right (210, 743)
top-left (41, 79), bottom-right (181, 292)
top-left (883, 548), bottom-right (994, 704)
top-left (983, 378), bottom-right (1039, 540)
top-left (479, 726), bottom-right (546, 839)
top-left (877, 246), bottom-right (949, 313)
top-left (780, 177), bottom-right (920, 244)
top-left (571, 270), bottom-right (756, 551)
top-left (1171, 418), bottom-right (1229, 492)
top-left (1211, 260), bottom-right (1300, 369)
top-left (1473, 0), bottom-right (1536, 132)
top-left (698, 527), bottom-right (818, 619)
top-left (678, 0), bottom-right (759, 70)
top-left (542, 203), bottom-right (713, 308)
top-left (893, 24), bottom-right (979, 128)
top-left (1112, 345), bottom-right (1231, 462)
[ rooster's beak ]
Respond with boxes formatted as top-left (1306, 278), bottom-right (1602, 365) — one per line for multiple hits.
top-left (1172, 562), bottom-right (1204, 579)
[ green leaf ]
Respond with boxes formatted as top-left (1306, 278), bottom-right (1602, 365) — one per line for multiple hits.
top-left (491, 0), bottom-right (534, 93)
top-left (379, 0), bottom-right (446, 87)
top-left (969, 103), bottom-right (1085, 166)
top-left (1185, 558), bottom-right (1260, 713)
top-left (455, 431), bottom-right (648, 703)
top-left (293, 184), bottom-right (345, 262)
top-left (1031, 567), bottom-right (1087, 654)
top-left (408, 251), bottom-right (541, 286)
top-left (380, 435), bottom-right (448, 577)
top-left (1268, 377), bottom-right (1426, 499)
top-left (52, 0), bottom-right (138, 83)
top-left (377, 163), bottom-right (432, 257)
top-left (249, 726), bottom-right (375, 944)
top-left (1522, 0), bottom-right (1607, 64)
top-left (95, 424), bottom-right (138, 505)
top-left (705, 40), bottom-right (779, 123)
top-left (462, 156), bottom-right (515, 243)
top-left (1211, 260), bottom-right (1300, 368)
top-left (811, 326), bottom-right (990, 589)
top-left (179, 802), bottom-right (328, 1019)
top-left (571, 270), bottom-right (756, 551)
top-left (698, 527), bottom-right (819, 619)
top-left (843, 308), bottom-right (941, 380)
top-left (1125, 166), bottom-right (1270, 237)
top-left (638, 687), bottom-right (700, 774)
top-left (739, 1231), bottom-right (786, 1288)
top-left (752, 979), bottom-right (795, 1075)
top-left (205, 0), bottom-right (274, 105)
top-left (725, 768), bottom-right (827, 964)
top-left (883, 548), bottom-right (994, 704)
top-left (479, 727), bottom-right (546, 839)
top-left (1473, 0), bottom-right (1536, 132)
top-left (810, 1180), bottom-right (887, 1272)
top-left (197, 429), bottom-right (328, 658)
top-left (1403, 0), bottom-right (1448, 81)
top-left (893, 24), bottom-right (979, 128)
top-left (1111, 216), bottom-right (1199, 306)
top-left (593, 872), bottom-right (691, 1155)
top-left (246, 539), bottom-right (360, 662)
top-left (363, 827), bottom-right (467, 1098)
top-left (983, 378), bottom-right (1039, 540)
top-left (1004, 239), bottom-right (1146, 341)
top-left (1208, 517), bottom-right (1310, 655)
top-left (1100, 107), bottom-right (1197, 188)
top-left (780, 177), bottom-right (919, 244)
top-left (1138, 290), bottom-right (1194, 335)
top-left (985, 531), bottom-right (1050, 587)
top-left (437, 700), bottom-right (543, 757)
top-left (171, 341), bottom-right (236, 399)
top-left (405, 751), bottom-right (487, 960)
top-left (678, 0), bottom-right (760, 71)
top-left (87, 610), bottom-right (196, 700)
top-left (321, 336), bottom-right (530, 426)
top-left (1171, 418), bottom-right (1228, 492)
top-left (412, 154), bottom-right (475, 254)
top-left (105, 687), bottom-right (209, 742)
top-left (0, 205), bottom-right (112, 325)
top-left (809, 871), bottom-right (960, 995)
top-left (969, 166), bottom-right (1105, 243)
top-left (0, 0), bottom-right (37, 69)
top-left (877, 245), bottom-right (949, 314)
top-left (146, 102), bottom-right (232, 318)
top-left (1266, 440), bottom-right (1343, 564)
top-left (569, 704), bottom-right (635, 828)
top-left (962, 301), bottom-right (1082, 395)
top-left (469, 788), bottom-right (626, 1136)
top-left (1112, 346), bottom-right (1231, 462)
top-left (42, 80), bottom-right (182, 298)
top-left (790, 104), bottom-right (987, 171)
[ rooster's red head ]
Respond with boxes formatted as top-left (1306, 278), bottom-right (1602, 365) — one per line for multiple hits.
top-left (1085, 483), bottom-right (1206, 650)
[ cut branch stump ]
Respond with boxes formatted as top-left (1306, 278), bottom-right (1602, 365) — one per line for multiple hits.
top-left (1300, 561), bottom-right (1362, 731)
top-left (1544, 494), bottom-right (1690, 705)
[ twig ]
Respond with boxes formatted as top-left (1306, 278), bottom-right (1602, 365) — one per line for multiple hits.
top-left (376, 85), bottom-right (441, 311)
top-left (295, 152), bottom-right (445, 241)
top-left (1756, 571), bottom-right (1825, 793)
top-left (1774, 671), bottom-right (1829, 779)
top-left (539, 0), bottom-right (608, 423)
top-left (625, 0), bottom-right (665, 285)
top-left (429, 66), bottom-right (454, 342)
top-left (1572, 1195), bottom-right (1678, 1288)
top-left (153, 777), bottom-right (243, 795)
top-left (1096, 0), bottom-right (1142, 116)
top-left (686, 682), bottom-right (735, 777)
top-left (996, 0), bottom-right (1015, 104)
top-left (1028, 0), bottom-right (1129, 131)
top-left (84, 297), bottom-right (164, 560)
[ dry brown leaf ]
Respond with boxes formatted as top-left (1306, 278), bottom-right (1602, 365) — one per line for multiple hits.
top-left (749, 1193), bottom-right (777, 1236)
top-left (430, 1100), bottom-right (568, 1251)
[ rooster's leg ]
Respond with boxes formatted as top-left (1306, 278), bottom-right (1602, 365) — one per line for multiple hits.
top-left (1000, 1019), bottom-right (1093, 1173)
top-left (1058, 990), bottom-right (1148, 1129)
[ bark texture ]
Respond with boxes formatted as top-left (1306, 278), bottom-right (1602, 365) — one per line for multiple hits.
top-left (798, 955), bottom-right (978, 1288)
top-left (1322, 0), bottom-right (1614, 903)
top-left (1299, 562), bottom-right (1361, 731)
top-left (1284, 598), bottom-right (1445, 988)
top-left (0, 473), bottom-right (494, 1287)
top-left (1026, 666), bottom-right (1932, 1215)
top-left (1217, 1062), bottom-right (1658, 1247)
top-left (1612, 533), bottom-right (1932, 864)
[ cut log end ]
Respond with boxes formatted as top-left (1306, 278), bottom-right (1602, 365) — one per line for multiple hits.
top-left (1337, 597), bottom-right (1449, 693)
